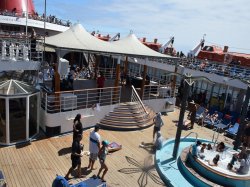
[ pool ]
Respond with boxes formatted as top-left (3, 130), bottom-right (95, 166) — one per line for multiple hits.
top-left (155, 137), bottom-right (250, 187)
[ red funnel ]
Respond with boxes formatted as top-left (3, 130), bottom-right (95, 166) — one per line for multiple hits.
top-left (0, 0), bottom-right (35, 16)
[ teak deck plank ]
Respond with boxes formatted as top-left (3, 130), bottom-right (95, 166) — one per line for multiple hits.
top-left (0, 109), bottom-right (234, 187)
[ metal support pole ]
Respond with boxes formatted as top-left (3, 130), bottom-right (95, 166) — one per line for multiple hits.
top-left (234, 85), bottom-right (250, 150)
top-left (209, 83), bottom-right (215, 108)
top-left (172, 80), bottom-right (191, 159)
top-left (173, 58), bottom-right (178, 97)
top-left (140, 64), bottom-right (147, 99)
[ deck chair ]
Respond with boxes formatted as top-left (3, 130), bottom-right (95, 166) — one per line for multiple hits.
top-left (195, 106), bottom-right (206, 120)
top-left (214, 114), bottom-right (232, 131)
top-left (52, 175), bottom-right (106, 187)
top-left (0, 170), bottom-right (6, 187)
top-left (204, 111), bottom-right (223, 128)
top-left (225, 123), bottom-right (239, 138)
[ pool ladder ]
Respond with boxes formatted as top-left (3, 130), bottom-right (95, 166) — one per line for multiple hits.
top-left (183, 131), bottom-right (198, 142)
top-left (211, 127), bottom-right (220, 148)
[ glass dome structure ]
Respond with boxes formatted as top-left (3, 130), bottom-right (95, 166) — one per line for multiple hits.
top-left (0, 79), bottom-right (40, 145)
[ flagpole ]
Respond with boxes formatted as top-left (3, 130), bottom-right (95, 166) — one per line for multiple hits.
top-left (25, 0), bottom-right (28, 44)
top-left (42, 0), bottom-right (47, 84)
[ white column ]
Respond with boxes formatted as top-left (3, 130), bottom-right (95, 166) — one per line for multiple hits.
top-left (6, 98), bottom-right (9, 144)
top-left (117, 56), bottom-right (121, 64)
top-left (26, 96), bottom-right (30, 140)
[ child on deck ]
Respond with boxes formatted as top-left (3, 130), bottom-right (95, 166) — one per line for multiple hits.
top-left (97, 140), bottom-right (109, 182)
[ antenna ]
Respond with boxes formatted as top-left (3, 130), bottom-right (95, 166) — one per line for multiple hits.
top-left (203, 34), bottom-right (206, 40)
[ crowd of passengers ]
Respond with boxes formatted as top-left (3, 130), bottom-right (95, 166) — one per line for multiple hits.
top-left (192, 141), bottom-right (250, 175)
top-left (160, 57), bottom-right (250, 81)
top-left (0, 9), bottom-right (71, 27)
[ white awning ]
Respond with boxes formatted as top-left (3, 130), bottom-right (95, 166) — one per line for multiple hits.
top-left (45, 23), bottom-right (173, 59)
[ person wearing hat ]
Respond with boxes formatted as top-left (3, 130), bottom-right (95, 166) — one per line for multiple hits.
top-left (188, 101), bottom-right (197, 129)
top-left (96, 140), bottom-right (109, 182)
top-left (153, 112), bottom-right (164, 141)
top-left (88, 125), bottom-right (101, 170)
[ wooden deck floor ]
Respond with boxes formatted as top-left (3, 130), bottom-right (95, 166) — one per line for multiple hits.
top-left (0, 108), bottom-right (233, 187)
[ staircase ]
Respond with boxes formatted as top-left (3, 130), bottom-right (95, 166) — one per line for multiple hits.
top-left (98, 102), bottom-right (155, 131)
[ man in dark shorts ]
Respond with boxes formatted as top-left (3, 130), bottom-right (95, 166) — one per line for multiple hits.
top-left (188, 101), bottom-right (197, 129)
top-left (153, 113), bottom-right (164, 141)
top-left (65, 134), bottom-right (83, 179)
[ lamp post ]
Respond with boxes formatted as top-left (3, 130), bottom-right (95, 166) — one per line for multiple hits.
top-left (172, 73), bottom-right (193, 159)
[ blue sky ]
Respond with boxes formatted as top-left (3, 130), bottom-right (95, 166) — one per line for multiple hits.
top-left (34, 0), bottom-right (250, 55)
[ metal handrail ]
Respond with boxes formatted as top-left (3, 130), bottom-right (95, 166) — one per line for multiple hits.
top-left (183, 131), bottom-right (198, 162)
top-left (182, 132), bottom-right (198, 142)
top-left (41, 86), bottom-right (121, 113)
top-left (131, 85), bottom-right (148, 114)
top-left (211, 127), bottom-right (220, 147)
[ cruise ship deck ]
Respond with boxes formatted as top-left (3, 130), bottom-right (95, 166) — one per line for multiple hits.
top-left (0, 108), bottom-right (233, 187)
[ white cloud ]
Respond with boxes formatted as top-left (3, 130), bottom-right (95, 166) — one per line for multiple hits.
top-left (34, 0), bottom-right (250, 54)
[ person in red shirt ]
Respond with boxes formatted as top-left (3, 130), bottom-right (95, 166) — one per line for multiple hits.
top-left (97, 72), bottom-right (105, 102)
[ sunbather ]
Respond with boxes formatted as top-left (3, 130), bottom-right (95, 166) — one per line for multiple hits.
top-left (204, 111), bottom-right (219, 127)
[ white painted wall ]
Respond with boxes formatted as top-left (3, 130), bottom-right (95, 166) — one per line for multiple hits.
top-left (40, 104), bottom-right (119, 133)
top-left (143, 98), bottom-right (176, 113)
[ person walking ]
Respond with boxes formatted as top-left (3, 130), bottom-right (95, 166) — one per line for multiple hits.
top-left (188, 101), bottom-right (197, 129)
top-left (65, 134), bottom-right (83, 180)
top-left (153, 112), bottom-right (164, 141)
top-left (73, 114), bottom-right (83, 140)
top-left (88, 125), bottom-right (101, 170)
top-left (96, 140), bottom-right (109, 182)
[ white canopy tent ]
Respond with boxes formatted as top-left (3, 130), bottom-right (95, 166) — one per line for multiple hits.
top-left (45, 23), bottom-right (173, 59)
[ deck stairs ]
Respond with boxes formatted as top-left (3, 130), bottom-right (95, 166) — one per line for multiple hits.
top-left (98, 102), bottom-right (155, 131)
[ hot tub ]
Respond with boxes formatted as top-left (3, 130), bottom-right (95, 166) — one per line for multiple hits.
top-left (188, 146), bottom-right (250, 187)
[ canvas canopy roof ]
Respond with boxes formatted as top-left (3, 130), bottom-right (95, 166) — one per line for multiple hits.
top-left (45, 23), bottom-right (172, 59)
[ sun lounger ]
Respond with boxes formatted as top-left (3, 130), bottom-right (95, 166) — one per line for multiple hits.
top-left (52, 175), bottom-right (106, 187)
top-left (204, 111), bottom-right (223, 128)
top-left (195, 106), bottom-right (206, 120)
top-left (214, 114), bottom-right (232, 131)
top-left (225, 123), bottom-right (239, 138)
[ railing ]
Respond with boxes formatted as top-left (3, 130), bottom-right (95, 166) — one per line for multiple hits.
top-left (127, 56), bottom-right (250, 82)
top-left (98, 67), bottom-right (116, 79)
top-left (0, 38), bottom-right (43, 62)
top-left (211, 127), bottom-right (220, 147)
top-left (0, 10), bottom-right (71, 27)
top-left (131, 85), bottom-right (148, 116)
top-left (182, 132), bottom-right (198, 141)
top-left (142, 84), bottom-right (174, 100)
top-left (41, 86), bottom-right (121, 114)
top-left (182, 131), bottom-right (199, 162)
